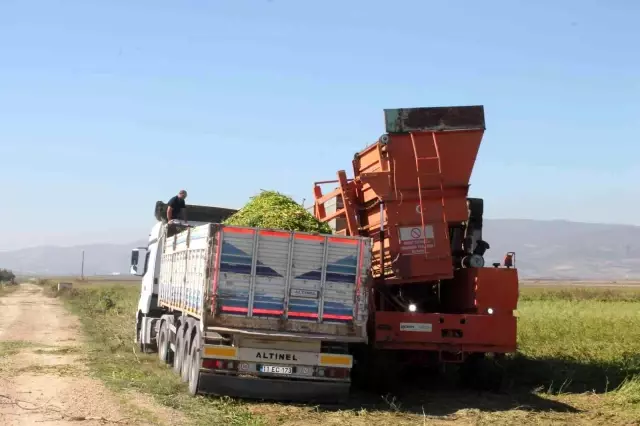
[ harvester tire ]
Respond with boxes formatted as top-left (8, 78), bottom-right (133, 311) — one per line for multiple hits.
top-left (352, 349), bottom-right (399, 395)
top-left (459, 353), bottom-right (506, 393)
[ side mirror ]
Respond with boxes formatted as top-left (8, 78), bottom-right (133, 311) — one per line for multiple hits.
top-left (130, 247), bottom-right (148, 276)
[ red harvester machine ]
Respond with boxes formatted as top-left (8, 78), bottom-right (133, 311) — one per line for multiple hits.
top-left (313, 105), bottom-right (519, 384)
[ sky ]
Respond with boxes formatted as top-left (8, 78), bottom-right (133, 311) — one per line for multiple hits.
top-left (1, 0), bottom-right (639, 250)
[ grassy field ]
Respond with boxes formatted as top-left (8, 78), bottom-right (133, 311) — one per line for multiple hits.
top-left (0, 282), bottom-right (18, 296)
top-left (31, 278), bottom-right (640, 425)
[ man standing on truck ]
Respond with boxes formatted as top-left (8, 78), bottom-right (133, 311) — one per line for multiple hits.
top-left (167, 190), bottom-right (188, 223)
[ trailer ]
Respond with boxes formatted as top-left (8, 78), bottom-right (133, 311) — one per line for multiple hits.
top-left (312, 105), bottom-right (519, 385)
top-left (131, 206), bottom-right (372, 402)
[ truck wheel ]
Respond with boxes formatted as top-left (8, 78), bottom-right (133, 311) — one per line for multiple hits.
top-left (188, 338), bottom-right (201, 396)
top-left (180, 333), bottom-right (192, 383)
top-left (172, 324), bottom-right (184, 375)
top-left (157, 321), bottom-right (173, 365)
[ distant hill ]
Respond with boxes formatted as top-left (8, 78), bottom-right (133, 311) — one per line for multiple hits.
top-left (0, 240), bottom-right (147, 276)
top-left (1, 219), bottom-right (639, 279)
top-left (482, 219), bottom-right (640, 279)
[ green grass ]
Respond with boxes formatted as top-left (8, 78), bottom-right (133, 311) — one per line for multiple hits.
top-left (0, 340), bottom-right (42, 357)
top-left (511, 291), bottom-right (640, 395)
top-left (47, 279), bottom-right (640, 425)
top-left (0, 282), bottom-right (18, 296)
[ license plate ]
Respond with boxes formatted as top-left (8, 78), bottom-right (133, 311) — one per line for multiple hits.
top-left (260, 365), bottom-right (293, 375)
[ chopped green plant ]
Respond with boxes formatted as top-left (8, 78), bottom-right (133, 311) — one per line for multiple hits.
top-left (223, 190), bottom-right (331, 234)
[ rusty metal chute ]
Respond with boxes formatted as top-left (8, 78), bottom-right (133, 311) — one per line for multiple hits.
top-left (314, 105), bottom-right (486, 283)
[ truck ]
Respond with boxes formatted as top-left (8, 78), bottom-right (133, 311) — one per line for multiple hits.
top-left (311, 105), bottom-right (519, 387)
top-left (130, 201), bottom-right (372, 401)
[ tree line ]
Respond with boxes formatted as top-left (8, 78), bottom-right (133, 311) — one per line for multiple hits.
top-left (0, 268), bottom-right (16, 283)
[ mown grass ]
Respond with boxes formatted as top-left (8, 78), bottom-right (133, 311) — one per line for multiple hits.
top-left (43, 279), bottom-right (640, 425)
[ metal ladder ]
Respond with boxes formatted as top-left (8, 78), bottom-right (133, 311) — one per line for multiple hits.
top-left (410, 132), bottom-right (449, 258)
top-left (313, 171), bottom-right (358, 236)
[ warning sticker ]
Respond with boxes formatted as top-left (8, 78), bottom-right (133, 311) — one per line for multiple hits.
top-left (398, 225), bottom-right (435, 255)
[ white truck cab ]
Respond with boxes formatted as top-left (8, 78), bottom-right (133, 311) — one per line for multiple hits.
top-left (130, 202), bottom-right (238, 350)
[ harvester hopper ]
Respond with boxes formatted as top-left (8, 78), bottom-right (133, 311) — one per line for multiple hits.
top-left (314, 105), bottom-right (487, 283)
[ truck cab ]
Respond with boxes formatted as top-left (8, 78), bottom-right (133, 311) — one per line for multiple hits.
top-left (130, 202), bottom-right (238, 349)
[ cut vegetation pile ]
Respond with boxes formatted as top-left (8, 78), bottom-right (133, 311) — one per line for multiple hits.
top-left (223, 190), bottom-right (331, 234)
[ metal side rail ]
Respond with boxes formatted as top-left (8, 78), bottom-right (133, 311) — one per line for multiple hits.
top-left (205, 327), bottom-right (367, 343)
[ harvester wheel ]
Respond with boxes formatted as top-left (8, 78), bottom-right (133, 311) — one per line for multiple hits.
top-left (459, 352), bottom-right (506, 392)
top-left (352, 348), bottom-right (399, 395)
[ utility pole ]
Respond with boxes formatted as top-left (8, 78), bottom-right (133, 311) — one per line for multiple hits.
top-left (81, 250), bottom-right (85, 280)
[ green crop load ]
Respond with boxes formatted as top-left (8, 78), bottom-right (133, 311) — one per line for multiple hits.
top-left (223, 190), bottom-right (332, 234)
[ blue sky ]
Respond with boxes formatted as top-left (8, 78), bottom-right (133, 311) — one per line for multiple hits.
top-left (1, 0), bottom-right (639, 249)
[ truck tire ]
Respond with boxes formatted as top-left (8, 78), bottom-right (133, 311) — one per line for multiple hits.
top-left (173, 324), bottom-right (185, 375)
top-left (157, 321), bottom-right (173, 365)
top-left (188, 338), bottom-right (201, 396)
top-left (180, 332), bottom-right (192, 383)
top-left (182, 322), bottom-right (200, 383)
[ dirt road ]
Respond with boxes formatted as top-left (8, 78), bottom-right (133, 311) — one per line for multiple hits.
top-left (0, 284), bottom-right (185, 426)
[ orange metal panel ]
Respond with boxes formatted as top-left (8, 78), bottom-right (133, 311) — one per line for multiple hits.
top-left (374, 312), bottom-right (517, 353)
top-left (444, 267), bottom-right (519, 313)
top-left (474, 268), bottom-right (519, 313)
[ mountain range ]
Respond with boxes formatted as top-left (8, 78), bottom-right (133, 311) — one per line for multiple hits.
top-left (2, 219), bottom-right (639, 279)
top-left (0, 241), bottom-right (147, 277)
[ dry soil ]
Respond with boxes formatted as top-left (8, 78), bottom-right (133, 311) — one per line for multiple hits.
top-left (0, 283), bottom-right (186, 426)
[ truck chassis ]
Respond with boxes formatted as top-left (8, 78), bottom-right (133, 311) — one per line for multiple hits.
top-left (137, 312), bottom-right (353, 402)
